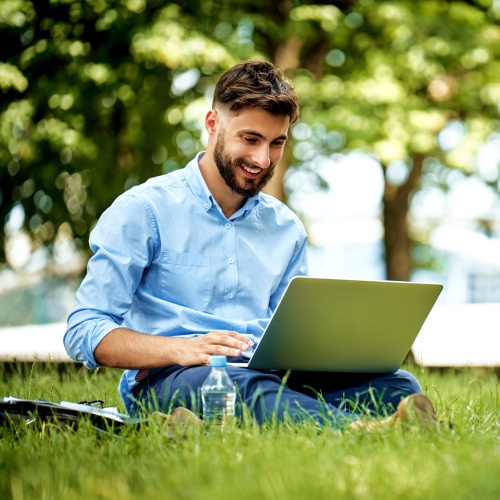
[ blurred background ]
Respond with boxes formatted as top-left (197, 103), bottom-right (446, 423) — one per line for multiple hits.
top-left (0, 0), bottom-right (499, 364)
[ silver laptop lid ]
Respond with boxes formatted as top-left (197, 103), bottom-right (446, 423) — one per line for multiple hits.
top-left (247, 277), bottom-right (443, 373)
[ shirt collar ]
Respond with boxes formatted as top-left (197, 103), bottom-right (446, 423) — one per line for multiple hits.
top-left (184, 152), bottom-right (214, 212)
top-left (184, 152), bottom-right (260, 219)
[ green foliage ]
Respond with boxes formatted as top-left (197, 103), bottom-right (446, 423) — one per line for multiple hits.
top-left (0, 0), bottom-right (240, 262)
top-left (1, 0), bottom-right (499, 274)
top-left (0, 363), bottom-right (499, 499)
top-left (289, 1), bottom-right (500, 166)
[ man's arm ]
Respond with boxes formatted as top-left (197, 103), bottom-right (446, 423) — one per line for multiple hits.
top-left (94, 327), bottom-right (254, 369)
top-left (269, 214), bottom-right (309, 312)
top-left (65, 191), bottom-right (256, 370)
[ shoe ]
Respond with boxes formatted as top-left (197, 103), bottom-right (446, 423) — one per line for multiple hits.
top-left (390, 393), bottom-right (438, 425)
top-left (348, 394), bottom-right (439, 431)
top-left (151, 407), bottom-right (203, 438)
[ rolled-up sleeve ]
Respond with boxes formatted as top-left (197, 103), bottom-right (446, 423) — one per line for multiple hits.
top-left (64, 193), bottom-right (159, 369)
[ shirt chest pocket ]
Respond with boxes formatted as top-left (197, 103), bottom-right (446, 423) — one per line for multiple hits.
top-left (158, 250), bottom-right (211, 310)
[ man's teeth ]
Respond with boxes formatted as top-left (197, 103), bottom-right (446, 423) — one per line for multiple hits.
top-left (243, 165), bottom-right (261, 174)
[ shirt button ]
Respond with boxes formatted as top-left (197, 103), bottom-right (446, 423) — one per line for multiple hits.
top-left (225, 223), bottom-right (231, 229)
top-left (228, 258), bottom-right (234, 264)
top-left (227, 293), bottom-right (234, 299)
top-left (204, 203), bottom-right (209, 209)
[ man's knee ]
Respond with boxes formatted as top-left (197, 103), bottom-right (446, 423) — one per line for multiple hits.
top-left (392, 369), bottom-right (422, 394)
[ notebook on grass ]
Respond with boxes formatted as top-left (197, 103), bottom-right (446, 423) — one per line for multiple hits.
top-left (238, 277), bottom-right (442, 373)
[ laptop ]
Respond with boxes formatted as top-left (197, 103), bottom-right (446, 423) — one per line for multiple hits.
top-left (238, 276), bottom-right (443, 373)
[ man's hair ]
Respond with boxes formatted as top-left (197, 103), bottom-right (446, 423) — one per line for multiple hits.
top-left (213, 60), bottom-right (300, 124)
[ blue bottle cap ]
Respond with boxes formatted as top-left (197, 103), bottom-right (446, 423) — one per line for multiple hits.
top-left (210, 355), bottom-right (227, 367)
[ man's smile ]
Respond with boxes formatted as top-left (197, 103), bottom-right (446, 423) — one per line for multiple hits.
top-left (241, 163), bottom-right (263, 178)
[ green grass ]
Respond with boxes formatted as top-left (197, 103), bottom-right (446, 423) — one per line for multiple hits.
top-left (1, 363), bottom-right (499, 499)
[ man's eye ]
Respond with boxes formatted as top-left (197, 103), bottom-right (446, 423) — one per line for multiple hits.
top-left (244, 137), bottom-right (258, 143)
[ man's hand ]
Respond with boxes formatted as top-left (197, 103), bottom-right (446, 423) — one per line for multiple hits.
top-left (94, 327), bottom-right (253, 369)
top-left (176, 330), bottom-right (254, 366)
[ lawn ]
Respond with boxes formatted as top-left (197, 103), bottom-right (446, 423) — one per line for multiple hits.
top-left (1, 362), bottom-right (499, 499)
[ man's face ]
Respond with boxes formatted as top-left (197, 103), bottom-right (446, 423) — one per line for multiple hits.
top-left (212, 108), bottom-right (290, 197)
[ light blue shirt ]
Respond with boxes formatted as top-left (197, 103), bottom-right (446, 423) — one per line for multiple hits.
top-left (64, 152), bottom-right (308, 407)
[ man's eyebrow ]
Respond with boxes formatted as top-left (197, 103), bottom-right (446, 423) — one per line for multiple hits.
top-left (239, 129), bottom-right (288, 142)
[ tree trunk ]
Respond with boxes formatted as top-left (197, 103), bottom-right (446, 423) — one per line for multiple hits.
top-left (263, 31), bottom-right (329, 202)
top-left (261, 35), bottom-right (303, 202)
top-left (262, 145), bottom-right (290, 202)
top-left (383, 153), bottom-right (425, 281)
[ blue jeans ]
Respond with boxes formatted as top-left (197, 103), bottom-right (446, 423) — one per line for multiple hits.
top-left (128, 361), bottom-right (422, 428)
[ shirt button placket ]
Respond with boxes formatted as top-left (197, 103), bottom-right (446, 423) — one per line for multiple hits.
top-left (224, 221), bottom-right (237, 313)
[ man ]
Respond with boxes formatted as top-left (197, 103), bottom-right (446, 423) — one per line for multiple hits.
top-left (65, 60), bottom-right (436, 429)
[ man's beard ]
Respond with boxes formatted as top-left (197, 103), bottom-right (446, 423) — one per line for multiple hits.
top-left (213, 133), bottom-right (276, 197)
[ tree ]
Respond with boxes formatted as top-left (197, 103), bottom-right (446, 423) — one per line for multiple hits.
top-left (227, 0), bottom-right (500, 280)
top-left (295, 0), bottom-right (500, 280)
top-left (0, 0), bottom-right (237, 267)
top-left (2, 0), bottom-right (499, 283)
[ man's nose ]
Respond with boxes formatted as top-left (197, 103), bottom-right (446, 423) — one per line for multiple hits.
top-left (251, 145), bottom-right (271, 169)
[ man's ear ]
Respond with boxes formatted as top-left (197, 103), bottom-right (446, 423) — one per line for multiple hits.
top-left (205, 109), bottom-right (218, 135)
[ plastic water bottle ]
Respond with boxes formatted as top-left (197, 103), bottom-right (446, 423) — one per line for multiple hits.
top-left (201, 355), bottom-right (236, 429)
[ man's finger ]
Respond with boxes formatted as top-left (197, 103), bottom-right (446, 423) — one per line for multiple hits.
top-left (209, 330), bottom-right (254, 349)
